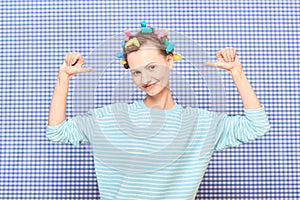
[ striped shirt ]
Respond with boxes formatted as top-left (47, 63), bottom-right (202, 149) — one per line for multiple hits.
top-left (46, 100), bottom-right (270, 200)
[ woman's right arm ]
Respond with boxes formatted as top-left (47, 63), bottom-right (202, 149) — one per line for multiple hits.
top-left (47, 70), bottom-right (70, 126)
top-left (48, 52), bottom-right (94, 126)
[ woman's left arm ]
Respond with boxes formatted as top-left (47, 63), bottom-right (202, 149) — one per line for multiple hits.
top-left (204, 48), bottom-right (270, 151)
top-left (205, 48), bottom-right (261, 109)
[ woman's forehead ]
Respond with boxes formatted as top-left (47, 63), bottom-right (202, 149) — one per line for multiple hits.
top-left (127, 48), bottom-right (165, 69)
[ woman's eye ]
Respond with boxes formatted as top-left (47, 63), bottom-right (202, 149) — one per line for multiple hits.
top-left (131, 71), bottom-right (141, 76)
top-left (148, 65), bottom-right (156, 70)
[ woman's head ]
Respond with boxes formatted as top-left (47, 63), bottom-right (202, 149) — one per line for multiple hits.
top-left (126, 44), bottom-right (174, 97)
top-left (119, 22), bottom-right (181, 97)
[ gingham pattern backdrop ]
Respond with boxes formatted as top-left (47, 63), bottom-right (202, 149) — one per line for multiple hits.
top-left (1, 0), bottom-right (299, 199)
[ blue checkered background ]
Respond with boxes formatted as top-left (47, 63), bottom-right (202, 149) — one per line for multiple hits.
top-left (1, 0), bottom-right (299, 199)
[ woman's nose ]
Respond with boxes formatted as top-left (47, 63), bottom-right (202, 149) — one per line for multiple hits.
top-left (141, 72), bottom-right (151, 84)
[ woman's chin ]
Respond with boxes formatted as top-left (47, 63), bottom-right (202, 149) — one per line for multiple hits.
top-left (145, 91), bottom-right (158, 97)
top-left (144, 87), bottom-right (169, 97)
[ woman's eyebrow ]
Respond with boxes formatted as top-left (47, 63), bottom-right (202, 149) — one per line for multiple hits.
top-left (144, 62), bottom-right (156, 68)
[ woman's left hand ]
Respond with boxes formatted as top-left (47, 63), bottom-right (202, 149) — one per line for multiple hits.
top-left (204, 48), bottom-right (243, 75)
top-left (205, 47), bottom-right (262, 109)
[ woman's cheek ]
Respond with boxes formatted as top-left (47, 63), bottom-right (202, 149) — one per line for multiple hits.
top-left (132, 77), bottom-right (141, 87)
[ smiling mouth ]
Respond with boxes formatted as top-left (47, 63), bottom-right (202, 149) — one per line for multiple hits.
top-left (143, 82), bottom-right (157, 90)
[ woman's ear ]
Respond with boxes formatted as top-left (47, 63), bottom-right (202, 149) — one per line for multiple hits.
top-left (166, 54), bottom-right (174, 70)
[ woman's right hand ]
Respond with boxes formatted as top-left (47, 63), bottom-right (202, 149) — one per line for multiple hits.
top-left (48, 52), bottom-right (94, 126)
top-left (59, 52), bottom-right (94, 79)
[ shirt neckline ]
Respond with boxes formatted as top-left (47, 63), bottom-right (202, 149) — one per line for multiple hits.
top-left (137, 99), bottom-right (180, 114)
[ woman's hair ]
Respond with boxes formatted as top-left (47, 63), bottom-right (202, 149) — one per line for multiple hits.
top-left (122, 27), bottom-right (174, 69)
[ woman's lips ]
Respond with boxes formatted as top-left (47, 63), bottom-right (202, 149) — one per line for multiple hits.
top-left (144, 83), bottom-right (156, 90)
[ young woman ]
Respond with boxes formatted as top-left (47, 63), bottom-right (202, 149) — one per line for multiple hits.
top-left (47, 22), bottom-right (270, 199)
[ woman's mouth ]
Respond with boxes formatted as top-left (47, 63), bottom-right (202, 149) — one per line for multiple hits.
top-left (144, 83), bottom-right (156, 90)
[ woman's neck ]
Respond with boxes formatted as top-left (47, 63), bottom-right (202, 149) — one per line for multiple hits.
top-left (143, 88), bottom-right (175, 110)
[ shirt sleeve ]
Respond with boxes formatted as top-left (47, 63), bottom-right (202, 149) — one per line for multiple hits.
top-left (213, 106), bottom-right (271, 152)
top-left (46, 108), bottom-right (100, 146)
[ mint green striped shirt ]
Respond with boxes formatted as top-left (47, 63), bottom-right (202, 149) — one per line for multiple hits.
top-left (46, 100), bottom-right (270, 200)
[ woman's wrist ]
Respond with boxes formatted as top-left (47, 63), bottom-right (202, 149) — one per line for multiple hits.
top-left (230, 68), bottom-right (245, 82)
top-left (57, 70), bottom-right (70, 84)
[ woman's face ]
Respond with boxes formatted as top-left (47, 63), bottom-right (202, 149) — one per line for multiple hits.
top-left (127, 46), bottom-right (174, 97)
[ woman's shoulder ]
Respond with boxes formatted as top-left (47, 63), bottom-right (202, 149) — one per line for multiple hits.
top-left (180, 105), bottom-right (219, 118)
